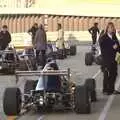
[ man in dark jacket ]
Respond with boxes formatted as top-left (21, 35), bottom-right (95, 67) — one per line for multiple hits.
top-left (99, 22), bottom-right (120, 95)
top-left (88, 23), bottom-right (100, 45)
top-left (28, 23), bottom-right (38, 46)
top-left (0, 25), bottom-right (11, 50)
top-left (34, 24), bottom-right (47, 68)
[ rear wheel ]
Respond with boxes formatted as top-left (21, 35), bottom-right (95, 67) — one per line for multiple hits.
top-left (70, 45), bottom-right (76, 56)
top-left (85, 52), bottom-right (94, 65)
top-left (74, 85), bottom-right (91, 114)
top-left (85, 78), bottom-right (97, 102)
top-left (95, 55), bottom-right (102, 65)
top-left (3, 87), bottom-right (22, 116)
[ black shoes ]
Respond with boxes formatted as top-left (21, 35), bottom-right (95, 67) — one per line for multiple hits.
top-left (103, 92), bottom-right (112, 95)
top-left (113, 90), bottom-right (120, 94)
top-left (103, 90), bottom-right (120, 95)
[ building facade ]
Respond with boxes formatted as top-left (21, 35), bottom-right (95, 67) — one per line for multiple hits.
top-left (0, 2), bottom-right (120, 33)
top-left (0, 13), bottom-right (120, 33)
top-left (0, 0), bottom-right (35, 8)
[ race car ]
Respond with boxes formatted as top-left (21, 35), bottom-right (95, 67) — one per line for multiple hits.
top-left (3, 59), bottom-right (97, 117)
top-left (85, 45), bottom-right (102, 66)
top-left (0, 46), bottom-right (37, 74)
top-left (64, 40), bottom-right (77, 56)
top-left (0, 46), bottom-right (19, 74)
top-left (47, 41), bottom-right (77, 60)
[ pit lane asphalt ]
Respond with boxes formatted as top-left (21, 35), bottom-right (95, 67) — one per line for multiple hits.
top-left (0, 45), bottom-right (120, 120)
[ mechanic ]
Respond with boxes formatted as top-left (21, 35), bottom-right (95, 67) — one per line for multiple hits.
top-left (99, 22), bottom-right (120, 95)
top-left (28, 23), bottom-right (38, 46)
top-left (88, 22), bottom-right (100, 45)
top-left (34, 24), bottom-right (47, 68)
top-left (56, 23), bottom-right (66, 59)
top-left (0, 25), bottom-right (11, 50)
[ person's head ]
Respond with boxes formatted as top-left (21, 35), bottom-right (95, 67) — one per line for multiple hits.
top-left (2, 25), bottom-right (8, 32)
top-left (33, 23), bottom-right (38, 28)
top-left (49, 62), bottom-right (58, 70)
top-left (94, 23), bottom-right (98, 27)
top-left (105, 22), bottom-right (116, 35)
top-left (57, 23), bottom-right (62, 30)
top-left (39, 24), bottom-right (44, 30)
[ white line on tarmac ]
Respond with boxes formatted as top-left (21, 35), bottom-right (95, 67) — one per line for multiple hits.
top-left (98, 76), bottom-right (120, 120)
top-left (92, 69), bottom-right (101, 79)
top-left (37, 115), bottom-right (44, 120)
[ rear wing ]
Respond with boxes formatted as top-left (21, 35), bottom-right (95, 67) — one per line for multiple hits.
top-left (0, 50), bottom-right (15, 54)
top-left (15, 68), bottom-right (70, 83)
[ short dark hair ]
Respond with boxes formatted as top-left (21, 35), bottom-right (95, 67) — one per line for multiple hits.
top-left (94, 23), bottom-right (98, 26)
top-left (34, 23), bottom-right (38, 26)
top-left (58, 23), bottom-right (62, 28)
top-left (2, 25), bottom-right (8, 28)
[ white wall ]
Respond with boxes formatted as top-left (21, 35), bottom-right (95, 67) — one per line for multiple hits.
top-left (10, 31), bottom-right (120, 48)
top-left (10, 31), bottom-right (92, 48)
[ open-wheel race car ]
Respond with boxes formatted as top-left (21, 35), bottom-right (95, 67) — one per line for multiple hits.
top-left (3, 60), bottom-right (97, 117)
top-left (0, 46), bottom-right (19, 74)
top-left (85, 45), bottom-right (102, 66)
top-left (47, 41), bottom-right (77, 60)
top-left (0, 46), bottom-right (37, 74)
top-left (64, 40), bottom-right (77, 56)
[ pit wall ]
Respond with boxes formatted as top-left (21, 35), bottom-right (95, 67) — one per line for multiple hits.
top-left (10, 31), bottom-right (120, 49)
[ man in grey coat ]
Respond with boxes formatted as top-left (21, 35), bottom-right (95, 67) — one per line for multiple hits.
top-left (34, 24), bottom-right (47, 68)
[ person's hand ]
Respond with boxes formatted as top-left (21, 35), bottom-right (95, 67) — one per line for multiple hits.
top-left (113, 44), bottom-right (118, 50)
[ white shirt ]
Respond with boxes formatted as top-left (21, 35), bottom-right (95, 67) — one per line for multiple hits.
top-left (107, 33), bottom-right (112, 39)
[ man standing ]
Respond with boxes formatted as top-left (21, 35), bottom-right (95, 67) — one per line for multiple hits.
top-left (28, 23), bottom-right (38, 46)
top-left (0, 25), bottom-right (11, 50)
top-left (56, 23), bottom-right (66, 59)
top-left (34, 24), bottom-right (47, 68)
top-left (88, 23), bottom-right (100, 45)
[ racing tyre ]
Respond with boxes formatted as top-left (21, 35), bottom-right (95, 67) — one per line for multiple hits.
top-left (85, 52), bottom-right (94, 65)
top-left (85, 78), bottom-right (97, 102)
top-left (74, 85), bottom-right (91, 114)
top-left (8, 66), bottom-right (15, 74)
top-left (57, 49), bottom-right (65, 59)
top-left (70, 45), bottom-right (76, 56)
top-left (3, 87), bottom-right (22, 116)
top-left (65, 48), bottom-right (70, 55)
top-left (95, 55), bottom-right (102, 65)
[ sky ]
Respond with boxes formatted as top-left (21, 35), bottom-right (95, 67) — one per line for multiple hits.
top-left (35, 0), bottom-right (120, 8)
top-left (33, 0), bottom-right (120, 17)
top-left (65, 0), bottom-right (120, 4)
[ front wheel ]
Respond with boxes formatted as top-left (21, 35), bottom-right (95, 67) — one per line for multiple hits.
top-left (3, 87), bottom-right (22, 116)
top-left (74, 85), bottom-right (91, 114)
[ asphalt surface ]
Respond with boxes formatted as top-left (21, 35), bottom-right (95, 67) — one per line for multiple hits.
top-left (0, 46), bottom-right (120, 120)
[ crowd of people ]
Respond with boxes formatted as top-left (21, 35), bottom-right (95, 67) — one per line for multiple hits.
top-left (0, 21), bottom-right (120, 95)
top-left (0, 23), bottom-right (65, 69)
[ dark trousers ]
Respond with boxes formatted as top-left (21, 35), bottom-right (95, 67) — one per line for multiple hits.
top-left (92, 35), bottom-right (97, 45)
top-left (36, 50), bottom-right (46, 67)
top-left (0, 45), bottom-right (7, 50)
top-left (102, 62), bottom-right (117, 93)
